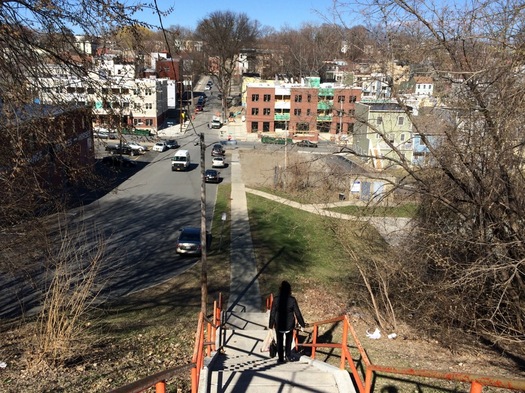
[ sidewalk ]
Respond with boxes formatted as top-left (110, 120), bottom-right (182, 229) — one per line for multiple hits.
top-left (227, 150), bottom-right (262, 313)
top-left (197, 150), bottom-right (356, 393)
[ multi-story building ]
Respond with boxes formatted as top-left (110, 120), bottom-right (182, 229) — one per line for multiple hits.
top-left (244, 77), bottom-right (361, 142)
top-left (37, 57), bottom-right (170, 135)
top-left (353, 102), bottom-right (414, 169)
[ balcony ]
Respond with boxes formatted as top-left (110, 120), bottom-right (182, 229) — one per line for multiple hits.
top-left (317, 115), bottom-right (332, 121)
top-left (274, 114), bottom-right (290, 121)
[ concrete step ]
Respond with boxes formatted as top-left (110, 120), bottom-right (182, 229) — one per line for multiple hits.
top-left (208, 364), bottom-right (340, 393)
top-left (224, 311), bottom-right (269, 330)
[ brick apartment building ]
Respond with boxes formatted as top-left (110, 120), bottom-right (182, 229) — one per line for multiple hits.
top-left (245, 78), bottom-right (361, 142)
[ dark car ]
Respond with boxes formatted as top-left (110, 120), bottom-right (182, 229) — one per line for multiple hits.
top-left (195, 104), bottom-right (203, 112)
top-left (296, 140), bottom-right (318, 148)
top-left (102, 155), bottom-right (136, 168)
top-left (105, 143), bottom-right (135, 155)
top-left (211, 144), bottom-right (225, 157)
top-left (205, 169), bottom-right (220, 183)
top-left (165, 139), bottom-right (180, 149)
top-left (176, 227), bottom-right (212, 256)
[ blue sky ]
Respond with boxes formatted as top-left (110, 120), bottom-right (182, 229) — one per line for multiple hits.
top-left (134, 0), bottom-right (340, 31)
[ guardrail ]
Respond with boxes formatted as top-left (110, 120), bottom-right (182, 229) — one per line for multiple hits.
top-left (297, 315), bottom-right (525, 393)
top-left (108, 296), bottom-right (223, 393)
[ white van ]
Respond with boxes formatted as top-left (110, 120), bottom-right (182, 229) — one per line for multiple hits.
top-left (171, 149), bottom-right (190, 171)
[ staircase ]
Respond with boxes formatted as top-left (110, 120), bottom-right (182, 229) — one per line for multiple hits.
top-left (198, 311), bottom-right (355, 393)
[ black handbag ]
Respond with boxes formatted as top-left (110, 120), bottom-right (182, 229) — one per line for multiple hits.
top-left (269, 339), bottom-right (277, 358)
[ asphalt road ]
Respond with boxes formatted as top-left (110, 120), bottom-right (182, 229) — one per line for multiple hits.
top-left (0, 111), bottom-right (229, 318)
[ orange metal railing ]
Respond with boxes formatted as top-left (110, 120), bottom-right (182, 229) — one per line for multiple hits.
top-left (298, 315), bottom-right (525, 393)
top-left (265, 296), bottom-right (525, 392)
top-left (109, 295), bottom-right (223, 393)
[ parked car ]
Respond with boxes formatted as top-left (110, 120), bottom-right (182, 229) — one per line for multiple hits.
top-left (102, 155), bottom-right (136, 168)
top-left (195, 104), bottom-right (203, 112)
top-left (152, 141), bottom-right (168, 152)
top-left (211, 144), bottom-right (225, 157)
top-left (127, 141), bottom-right (147, 153)
top-left (165, 139), bottom-right (179, 149)
top-left (205, 85), bottom-right (211, 91)
top-left (205, 169), bottom-right (220, 183)
top-left (212, 156), bottom-right (226, 168)
top-left (296, 140), bottom-right (318, 148)
top-left (176, 227), bottom-right (211, 256)
top-left (105, 143), bottom-right (134, 155)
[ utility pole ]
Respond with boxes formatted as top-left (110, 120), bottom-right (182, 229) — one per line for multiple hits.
top-left (199, 132), bottom-right (208, 315)
top-left (179, 81), bottom-right (184, 130)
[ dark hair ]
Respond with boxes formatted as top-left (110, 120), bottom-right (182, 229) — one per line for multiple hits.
top-left (280, 281), bottom-right (291, 297)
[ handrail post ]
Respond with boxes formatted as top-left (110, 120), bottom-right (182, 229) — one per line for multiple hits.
top-left (365, 368), bottom-right (374, 393)
top-left (470, 381), bottom-right (483, 393)
top-left (340, 317), bottom-right (348, 370)
top-left (155, 381), bottom-right (166, 393)
top-left (311, 324), bottom-right (318, 359)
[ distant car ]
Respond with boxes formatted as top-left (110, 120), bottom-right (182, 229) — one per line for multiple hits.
top-left (166, 119), bottom-right (176, 126)
top-left (210, 119), bottom-right (222, 129)
top-left (212, 156), bottom-right (226, 168)
top-left (207, 80), bottom-right (213, 86)
top-left (205, 85), bottom-right (211, 91)
top-left (127, 141), bottom-right (147, 153)
top-left (152, 141), bottom-right (168, 152)
top-left (176, 227), bottom-right (211, 256)
top-left (165, 139), bottom-right (179, 149)
top-left (105, 143), bottom-right (134, 155)
top-left (195, 104), bottom-right (203, 112)
top-left (296, 140), bottom-right (318, 148)
top-left (102, 155), bottom-right (136, 168)
top-left (205, 169), bottom-right (220, 183)
top-left (211, 144), bottom-right (225, 157)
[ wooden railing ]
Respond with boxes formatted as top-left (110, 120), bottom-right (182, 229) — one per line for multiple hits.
top-left (298, 315), bottom-right (525, 393)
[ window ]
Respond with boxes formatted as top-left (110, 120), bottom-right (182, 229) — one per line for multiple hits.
top-left (294, 108), bottom-right (302, 116)
top-left (349, 95), bottom-right (357, 103)
top-left (297, 122), bottom-right (309, 131)
top-left (263, 108), bottom-right (271, 115)
top-left (251, 94), bottom-right (259, 101)
top-left (263, 122), bottom-right (270, 132)
top-left (398, 116), bottom-right (404, 125)
top-left (294, 94), bottom-right (302, 102)
top-left (348, 123), bottom-right (354, 133)
top-left (307, 94), bottom-right (312, 102)
top-left (336, 123), bottom-right (342, 133)
top-left (263, 94), bottom-right (271, 102)
top-left (145, 103), bottom-right (152, 110)
top-left (251, 108), bottom-right (259, 115)
top-left (400, 133), bottom-right (405, 141)
top-left (348, 109), bottom-right (355, 117)
top-left (337, 95), bottom-right (345, 103)
top-left (389, 133), bottom-right (395, 143)
top-left (146, 119), bottom-right (153, 126)
top-left (251, 122), bottom-right (259, 132)
top-left (145, 89), bottom-right (152, 96)
top-left (377, 116), bottom-right (383, 125)
top-left (306, 109), bottom-right (311, 116)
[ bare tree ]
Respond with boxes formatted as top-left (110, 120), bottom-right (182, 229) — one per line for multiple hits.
top-left (333, 0), bottom-right (525, 347)
top-left (195, 11), bottom-right (260, 120)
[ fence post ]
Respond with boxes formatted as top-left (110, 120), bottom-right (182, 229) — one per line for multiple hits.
top-left (155, 381), bottom-right (166, 393)
top-left (311, 325), bottom-right (318, 359)
top-left (470, 381), bottom-right (483, 393)
top-left (340, 318), bottom-right (348, 369)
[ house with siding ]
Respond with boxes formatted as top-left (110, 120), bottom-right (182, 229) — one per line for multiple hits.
top-left (353, 102), bottom-right (414, 169)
